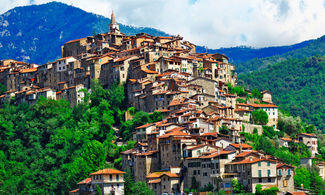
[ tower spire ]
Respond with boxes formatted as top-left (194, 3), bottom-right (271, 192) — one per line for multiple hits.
top-left (109, 10), bottom-right (119, 33)
top-left (111, 11), bottom-right (116, 25)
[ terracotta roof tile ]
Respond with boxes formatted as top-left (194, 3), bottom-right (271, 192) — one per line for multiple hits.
top-left (90, 169), bottom-right (125, 175)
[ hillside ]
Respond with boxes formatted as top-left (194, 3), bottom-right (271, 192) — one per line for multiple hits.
top-left (0, 1), bottom-right (321, 67)
top-left (0, 2), bottom-right (169, 64)
top-left (239, 56), bottom-right (325, 130)
top-left (196, 39), bottom-right (313, 64)
top-left (236, 35), bottom-right (325, 73)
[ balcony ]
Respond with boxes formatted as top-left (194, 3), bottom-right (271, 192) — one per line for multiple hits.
top-left (210, 173), bottom-right (220, 177)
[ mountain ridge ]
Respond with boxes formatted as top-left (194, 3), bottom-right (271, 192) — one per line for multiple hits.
top-left (0, 1), bottom-right (322, 68)
top-left (0, 1), bottom-right (170, 64)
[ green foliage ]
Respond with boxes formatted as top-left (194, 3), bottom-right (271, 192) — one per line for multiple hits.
top-left (0, 83), bottom-right (6, 95)
top-left (251, 109), bottom-right (268, 125)
top-left (262, 126), bottom-right (284, 139)
top-left (239, 56), bottom-right (325, 130)
top-left (128, 181), bottom-right (154, 195)
top-left (241, 131), bottom-right (305, 166)
top-left (120, 110), bottom-right (164, 141)
top-left (255, 184), bottom-right (278, 195)
top-left (191, 176), bottom-right (199, 191)
top-left (227, 83), bottom-right (248, 96)
top-left (251, 88), bottom-right (263, 100)
top-left (200, 183), bottom-right (214, 192)
top-left (0, 80), bottom-right (132, 194)
top-left (219, 125), bottom-right (229, 135)
top-left (236, 98), bottom-right (246, 103)
top-left (232, 178), bottom-right (244, 193)
top-left (294, 167), bottom-right (311, 189)
top-left (96, 184), bottom-right (101, 195)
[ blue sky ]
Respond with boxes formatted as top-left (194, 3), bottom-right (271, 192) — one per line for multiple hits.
top-left (1, 0), bottom-right (325, 48)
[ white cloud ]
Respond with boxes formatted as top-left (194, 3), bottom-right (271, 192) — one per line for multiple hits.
top-left (1, 0), bottom-right (325, 48)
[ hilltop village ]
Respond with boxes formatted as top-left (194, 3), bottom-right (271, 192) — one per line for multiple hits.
top-left (0, 12), bottom-right (322, 195)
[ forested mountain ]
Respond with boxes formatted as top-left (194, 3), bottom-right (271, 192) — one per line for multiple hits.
top-left (236, 35), bottom-right (325, 73)
top-left (0, 1), bottom-right (321, 67)
top-left (0, 2), bottom-right (169, 64)
top-left (239, 56), bottom-right (325, 130)
top-left (196, 39), bottom-right (313, 64)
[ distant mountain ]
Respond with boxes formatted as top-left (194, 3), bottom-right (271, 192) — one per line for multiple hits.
top-left (0, 1), bottom-right (169, 64)
top-left (196, 39), bottom-right (313, 64)
top-left (234, 35), bottom-right (325, 74)
top-left (239, 56), bottom-right (325, 131)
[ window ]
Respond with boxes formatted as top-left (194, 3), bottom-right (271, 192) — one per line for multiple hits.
top-left (287, 169), bottom-right (291, 175)
top-left (268, 178), bottom-right (271, 182)
top-left (267, 162), bottom-right (270, 166)
top-left (116, 175), bottom-right (119, 181)
top-left (193, 170), bottom-right (196, 175)
top-left (278, 169), bottom-right (282, 176)
top-left (267, 169), bottom-right (271, 177)
top-left (258, 162), bottom-right (261, 166)
top-left (258, 170), bottom-right (262, 177)
top-left (258, 178), bottom-right (262, 183)
top-left (283, 180), bottom-right (287, 187)
top-left (248, 179), bottom-right (251, 184)
top-left (110, 175), bottom-right (112, 181)
top-left (198, 170), bottom-right (200, 175)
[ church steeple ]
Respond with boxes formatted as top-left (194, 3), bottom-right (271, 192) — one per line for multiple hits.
top-left (111, 11), bottom-right (116, 25)
top-left (109, 10), bottom-right (119, 34)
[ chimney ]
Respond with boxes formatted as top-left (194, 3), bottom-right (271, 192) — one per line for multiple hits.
top-left (239, 144), bottom-right (242, 153)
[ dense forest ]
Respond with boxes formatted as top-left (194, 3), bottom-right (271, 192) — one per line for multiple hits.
top-left (0, 80), bottom-right (162, 194)
top-left (236, 35), bottom-right (325, 73)
top-left (239, 56), bottom-right (325, 131)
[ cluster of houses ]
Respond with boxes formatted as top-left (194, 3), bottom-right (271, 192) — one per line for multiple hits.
top-left (0, 12), bottom-right (321, 195)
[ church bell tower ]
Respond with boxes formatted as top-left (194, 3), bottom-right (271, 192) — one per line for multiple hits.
top-left (109, 11), bottom-right (120, 34)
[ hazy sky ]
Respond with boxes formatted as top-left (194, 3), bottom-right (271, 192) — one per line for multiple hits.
top-left (1, 0), bottom-right (325, 48)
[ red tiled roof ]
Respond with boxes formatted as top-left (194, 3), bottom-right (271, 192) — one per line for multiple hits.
top-left (235, 151), bottom-right (259, 158)
top-left (20, 68), bottom-right (37, 73)
top-left (297, 133), bottom-right (317, 137)
top-left (69, 189), bottom-right (79, 193)
top-left (90, 169), bottom-right (125, 175)
top-left (158, 130), bottom-right (189, 139)
top-left (146, 171), bottom-right (179, 179)
top-left (65, 38), bottom-right (86, 44)
top-left (276, 163), bottom-right (293, 168)
top-left (229, 143), bottom-right (253, 149)
top-left (77, 177), bottom-right (92, 185)
top-left (142, 69), bottom-right (158, 74)
top-left (136, 123), bottom-right (152, 129)
top-left (147, 178), bottom-right (161, 183)
top-left (250, 104), bottom-right (277, 108)
top-left (200, 150), bottom-right (235, 159)
top-left (165, 127), bottom-right (185, 133)
top-left (288, 192), bottom-right (306, 195)
top-left (201, 132), bottom-right (218, 137)
top-left (230, 158), bottom-right (276, 165)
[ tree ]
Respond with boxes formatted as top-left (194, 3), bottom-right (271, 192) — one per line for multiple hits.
top-left (130, 182), bottom-right (154, 195)
top-left (0, 83), bottom-right (6, 95)
top-left (252, 109), bottom-right (268, 125)
top-left (191, 176), bottom-right (199, 191)
top-left (251, 88), bottom-right (262, 99)
top-left (294, 167), bottom-right (311, 189)
top-left (219, 125), bottom-right (229, 135)
top-left (232, 178), bottom-right (244, 193)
